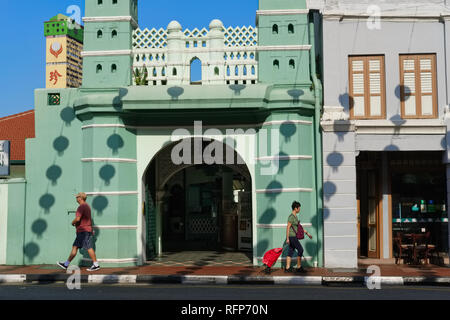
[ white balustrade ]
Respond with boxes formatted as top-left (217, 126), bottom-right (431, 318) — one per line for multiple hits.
top-left (132, 20), bottom-right (258, 86)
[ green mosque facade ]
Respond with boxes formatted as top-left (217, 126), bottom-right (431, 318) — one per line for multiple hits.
top-left (2, 0), bottom-right (324, 268)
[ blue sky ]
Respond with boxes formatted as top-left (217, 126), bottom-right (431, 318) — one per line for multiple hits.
top-left (0, 0), bottom-right (258, 118)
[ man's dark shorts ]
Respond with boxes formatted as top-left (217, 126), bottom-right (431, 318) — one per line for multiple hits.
top-left (73, 232), bottom-right (94, 250)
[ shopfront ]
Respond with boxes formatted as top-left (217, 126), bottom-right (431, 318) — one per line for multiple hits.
top-left (390, 152), bottom-right (448, 257)
top-left (357, 151), bottom-right (448, 263)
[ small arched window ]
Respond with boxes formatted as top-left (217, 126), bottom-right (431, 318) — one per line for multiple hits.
top-left (243, 66), bottom-right (247, 76)
top-left (96, 64), bottom-right (103, 73)
top-left (190, 58), bottom-right (202, 83)
top-left (112, 30), bottom-right (118, 38)
top-left (273, 60), bottom-right (280, 70)
top-left (111, 64), bottom-right (117, 73)
top-left (251, 66), bottom-right (256, 75)
top-left (97, 30), bottom-right (103, 38)
top-left (153, 68), bottom-right (157, 77)
top-left (235, 66), bottom-right (239, 76)
top-left (162, 67), bottom-right (166, 77)
top-left (214, 67), bottom-right (220, 76)
top-left (288, 24), bottom-right (295, 34)
top-left (98, 0), bottom-right (103, 5)
top-left (172, 68), bottom-right (177, 76)
top-left (272, 24), bottom-right (279, 34)
top-left (289, 59), bottom-right (296, 69)
top-left (112, 0), bottom-right (118, 4)
top-left (227, 66), bottom-right (231, 77)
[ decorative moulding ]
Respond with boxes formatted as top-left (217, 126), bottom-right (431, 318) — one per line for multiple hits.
top-left (256, 9), bottom-right (310, 16)
top-left (257, 45), bottom-right (312, 51)
top-left (83, 16), bottom-right (138, 28)
top-left (444, 105), bottom-right (450, 120)
top-left (81, 50), bottom-right (133, 57)
top-left (321, 106), bottom-right (354, 132)
top-left (321, 106), bottom-right (349, 121)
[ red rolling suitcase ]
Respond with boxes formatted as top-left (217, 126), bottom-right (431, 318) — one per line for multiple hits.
top-left (262, 247), bottom-right (284, 274)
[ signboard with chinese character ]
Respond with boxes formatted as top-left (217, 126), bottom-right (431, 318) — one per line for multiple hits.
top-left (0, 141), bottom-right (10, 176)
top-left (46, 64), bottom-right (67, 89)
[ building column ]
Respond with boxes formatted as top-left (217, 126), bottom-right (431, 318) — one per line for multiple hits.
top-left (156, 190), bottom-right (165, 257)
top-left (321, 112), bottom-right (358, 268)
top-left (381, 153), bottom-right (391, 259)
top-left (445, 100), bottom-right (450, 265)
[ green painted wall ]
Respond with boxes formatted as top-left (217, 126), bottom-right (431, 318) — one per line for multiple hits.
top-left (24, 89), bottom-right (83, 265)
top-left (5, 180), bottom-right (27, 265)
top-left (4, 0), bottom-right (324, 268)
top-left (259, 0), bottom-right (307, 10)
top-left (86, 0), bottom-right (138, 20)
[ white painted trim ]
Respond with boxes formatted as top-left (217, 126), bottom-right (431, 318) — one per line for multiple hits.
top-left (256, 187), bottom-right (314, 194)
top-left (93, 225), bottom-right (138, 230)
top-left (81, 158), bottom-right (137, 163)
top-left (257, 45), bottom-right (312, 51)
top-left (257, 223), bottom-right (313, 228)
top-left (89, 275), bottom-right (138, 283)
top-left (83, 258), bottom-right (138, 264)
top-left (82, 120), bottom-right (313, 131)
top-left (85, 191), bottom-right (138, 196)
top-left (81, 50), bottom-right (132, 57)
top-left (256, 155), bottom-right (313, 161)
top-left (82, 124), bottom-right (127, 129)
top-left (83, 16), bottom-right (138, 27)
top-left (257, 9), bottom-right (310, 16)
top-left (133, 47), bottom-right (258, 55)
top-left (0, 275), bottom-right (26, 283)
top-left (354, 120), bottom-right (447, 135)
top-left (273, 276), bottom-right (323, 285)
top-left (323, 14), bottom-right (447, 22)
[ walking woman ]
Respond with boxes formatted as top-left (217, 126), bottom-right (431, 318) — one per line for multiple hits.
top-left (285, 201), bottom-right (313, 273)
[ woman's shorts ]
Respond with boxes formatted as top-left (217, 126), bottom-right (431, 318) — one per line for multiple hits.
top-left (287, 236), bottom-right (304, 257)
top-left (73, 232), bottom-right (93, 250)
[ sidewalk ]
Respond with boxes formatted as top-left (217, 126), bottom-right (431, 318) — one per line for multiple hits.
top-left (1, 262), bottom-right (449, 286)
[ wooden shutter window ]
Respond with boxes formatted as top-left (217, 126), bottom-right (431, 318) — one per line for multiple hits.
top-left (349, 56), bottom-right (386, 119)
top-left (400, 54), bottom-right (437, 118)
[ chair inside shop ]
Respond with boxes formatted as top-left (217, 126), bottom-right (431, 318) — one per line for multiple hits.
top-left (414, 232), bottom-right (439, 265)
top-left (394, 232), bottom-right (414, 265)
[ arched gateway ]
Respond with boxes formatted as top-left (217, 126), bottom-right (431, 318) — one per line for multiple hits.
top-left (142, 138), bottom-right (253, 261)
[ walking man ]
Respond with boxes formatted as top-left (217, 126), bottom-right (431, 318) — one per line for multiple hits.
top-left (58, 192), bottom-right (100, 272)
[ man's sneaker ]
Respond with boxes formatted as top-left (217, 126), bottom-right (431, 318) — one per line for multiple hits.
top-left (87, 264), bottom-right (100, 272)
top-left (57, 262), bottom-right (68, 270)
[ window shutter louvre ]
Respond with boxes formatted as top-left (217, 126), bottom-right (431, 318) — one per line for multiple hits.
top-left (350, 58), bottom-right (366, 117)
top-left (349, 56), bottom-right (385, 119)
top-left (368, 57), bottom-right (383, 116)
top-left (353, 73), bottom-right (365, 94)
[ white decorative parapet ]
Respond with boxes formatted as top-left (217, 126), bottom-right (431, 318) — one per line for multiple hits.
top-left (132, 19), bottom-right (258, 86)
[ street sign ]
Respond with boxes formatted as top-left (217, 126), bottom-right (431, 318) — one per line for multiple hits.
top-left (0, 141), bottom-right (10, 176)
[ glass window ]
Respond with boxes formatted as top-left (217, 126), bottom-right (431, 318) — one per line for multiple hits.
top-left (391, 156), bottom-right (448, 255)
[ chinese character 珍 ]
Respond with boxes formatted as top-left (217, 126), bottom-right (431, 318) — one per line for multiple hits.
top-left (50, 70), bottom-right (63, 85)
